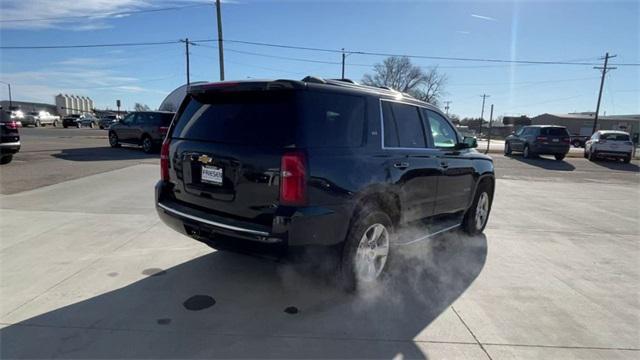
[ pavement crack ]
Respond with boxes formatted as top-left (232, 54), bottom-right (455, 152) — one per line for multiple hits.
top-left (451, 306), bottom-right (494, 360)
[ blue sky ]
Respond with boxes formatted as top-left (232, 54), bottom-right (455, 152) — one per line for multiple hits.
top-left (1, 0), bottom-right (638, 118)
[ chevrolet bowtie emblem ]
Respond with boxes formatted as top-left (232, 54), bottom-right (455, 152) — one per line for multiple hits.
top-left (198, 155), bottom-right (213, 164)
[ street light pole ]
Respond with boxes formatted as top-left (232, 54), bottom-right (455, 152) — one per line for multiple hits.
top-left (0, 81), bottom-right (11, 112)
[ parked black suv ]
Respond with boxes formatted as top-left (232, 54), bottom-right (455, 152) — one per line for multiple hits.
top-left (155, 78), bottom-right (495, 289)
top-left (504, 125), bottom-right (571, 160)
top-left (0, 111), bottom-right (21, 165)
top-left (108, 111), bottom-right (174, 153)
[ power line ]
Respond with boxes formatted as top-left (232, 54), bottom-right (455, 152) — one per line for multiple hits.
top-left (0, 3), bottom-right (212, 23)
top-left (2, 37), bottom-right (639, 67)
top-left (0, 40), bottom-right (181, 50)
top-left (191, 39), bottom-right (640, 66)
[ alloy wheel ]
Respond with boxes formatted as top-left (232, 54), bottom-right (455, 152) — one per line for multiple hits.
top-left (475, 192), bottom-right (489, 230)
top-left (354, 223), bottom-right (390, 282)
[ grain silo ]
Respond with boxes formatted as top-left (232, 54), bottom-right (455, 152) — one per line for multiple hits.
top-left (55, 94), bottom-right (71, 116)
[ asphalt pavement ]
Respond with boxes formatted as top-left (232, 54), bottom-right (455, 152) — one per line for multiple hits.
top-left (0, 127), bottom-right (639, 359)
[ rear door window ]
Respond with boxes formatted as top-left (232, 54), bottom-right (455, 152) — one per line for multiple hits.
top-left (299, 92), bottom-right (365, 148)
top-left (388, 102), bottom-right (426, 148)
top-left (382, 102), bottom-right (399, 147)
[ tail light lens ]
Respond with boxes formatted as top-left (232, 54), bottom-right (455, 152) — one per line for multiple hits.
top-left (160, 138), bottom-right (170, 181)
top-left (280, 152), bottom-right (306, 206)
top-left (0, 121), bottom-right (19, 129)
top-left (159, 126), bottom-right (169, 136)
top-left (536, 136), bottom-right (548, 142)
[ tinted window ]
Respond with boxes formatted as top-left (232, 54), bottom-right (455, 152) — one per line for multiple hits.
top-left (389, 102), bottom-right (426, 148)
top-left (172, 91), bottom-right (296, 146)
top-left (300, 92), bottom-right (365, 148)
top-left (540, 127), bottom-right (569, 136)
top-left (601, 133), bottom-right (630, 141)
top-left (145, 113), bottom-right (174, 126)
top-left (382, 102), bottom-right (399, 147)
top-left (426, 110), bottom-right (457, 148)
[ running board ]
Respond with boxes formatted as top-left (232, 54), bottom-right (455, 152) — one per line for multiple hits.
top-left (395, 218), bottom-right (462, 246)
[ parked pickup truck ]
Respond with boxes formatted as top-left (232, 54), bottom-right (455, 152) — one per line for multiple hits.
top-left (570, 135), bottom-right (590, 148)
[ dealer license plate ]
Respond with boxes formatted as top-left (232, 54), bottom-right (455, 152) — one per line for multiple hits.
top-left (201, 165), bottom-right (223, 185)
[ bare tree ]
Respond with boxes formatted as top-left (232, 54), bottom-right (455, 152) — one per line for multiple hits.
top-left (362, 56), bottom-right (447, 106)
top-left (134, 103), bottom-right (150, 112)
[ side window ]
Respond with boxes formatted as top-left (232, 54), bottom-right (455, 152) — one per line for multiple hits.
top-left (300, 92), bottom-right (365, 148)
top-left (426, 110), bottom-right (457, 148)
top-left (389, 102), bottom-right (426, 148)
top-left (515, 127), bottom-right (524, 136)
top-left (133, 113), bottom-right (146, 125)
top-left (121, 113), bottom-right (134, 125)
top-left (382, 102), bottom-right (399, 147)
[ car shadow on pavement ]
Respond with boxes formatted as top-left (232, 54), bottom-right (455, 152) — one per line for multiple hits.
top-left (0, 232), bottom-right (487, 359)
top-left (589, 159), bottom-right (640, 172)
top-left (508, 154), bottom-right (576, 171)
top-left (52, 146), bottom-right (158, 161)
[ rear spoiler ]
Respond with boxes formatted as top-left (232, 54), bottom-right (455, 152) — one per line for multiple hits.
top-left (188, 80), bottom-right (306, 95)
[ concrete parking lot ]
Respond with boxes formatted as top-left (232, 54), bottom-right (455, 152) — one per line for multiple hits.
top-left (1, 128), bottom-right (639, 359)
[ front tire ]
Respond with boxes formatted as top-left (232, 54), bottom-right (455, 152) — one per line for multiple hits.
top-left (54, 120), bottom-right (60, 127)
top-left (35, 120), bottom-right (41, 127)
top-left (623, 155), bottom-right (631, 164)
top-left (462, 181), bottom-right (493, 235)
top-left (109, 132), bottom-right (121, 148)
top-left (523, 144), bottom-right (533, 159)
top-left (340, 209), bottom-right (392, 291)
top-left (588, 150), bottom-right (597, 162)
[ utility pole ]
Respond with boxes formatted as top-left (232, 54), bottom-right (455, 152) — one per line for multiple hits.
top-left (486, 104), bottom-right (494, 154)
top-left (0, 81), bottom-right (11, 112)
top-left (341, 48), bottom-right (346, 79)
top-left (444, 100), bottom-right (451, 115)
top-left (216, 0), bottom-right (225, 81)
top-left (479, 94), bottom-right (490, 136)
top-left (180, 38), bottom-right (191, 86)
top-left (592, 52), bottom-right (616, 134)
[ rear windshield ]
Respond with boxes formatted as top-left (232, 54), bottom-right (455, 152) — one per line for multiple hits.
top-left (601, 133), bottom-right (630, 141)
top-left (540, 127), bottom-right (569, 136)
top-left (172, 90), bottom-right (365, 148)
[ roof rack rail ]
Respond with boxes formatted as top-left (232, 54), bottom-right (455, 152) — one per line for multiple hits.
top-left (330, 78), bottom-right (357, 84)
top-left (301, 76), bottom-right (326, 84)
top-left (379, 86), bottom-right (395, 91)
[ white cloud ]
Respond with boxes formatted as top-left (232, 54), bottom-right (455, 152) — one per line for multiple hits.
top-left (0, 0), bottom-right (212, 30)
top-left (456, 30), bottom-right (471, 35)
top-left (471, 14), bottom-right (497, 22)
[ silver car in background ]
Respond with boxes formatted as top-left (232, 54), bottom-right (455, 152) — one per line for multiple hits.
top-left (585, 130), bottom-right (634, 163)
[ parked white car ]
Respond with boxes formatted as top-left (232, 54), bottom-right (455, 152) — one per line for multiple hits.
top-left (584, 130), bottom-right (633, 163)
top-left (38, 111), bottom-right (61, 127)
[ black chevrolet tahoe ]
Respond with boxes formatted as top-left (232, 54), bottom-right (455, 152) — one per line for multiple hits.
top-left (155, 77), bottom-right (495, 289)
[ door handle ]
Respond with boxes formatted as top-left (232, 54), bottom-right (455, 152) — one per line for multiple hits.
top-left (393, 162), bottom-right (409, 169)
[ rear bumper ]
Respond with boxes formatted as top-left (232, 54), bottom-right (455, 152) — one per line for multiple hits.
top-left (0, 141), bottom-right (21, 154)
top-left (155, 181), bottom-right (350, 253)
top-left (531, 143), bottom-right (570, 155)
top-left (594, 150), bottom-right (632, 158)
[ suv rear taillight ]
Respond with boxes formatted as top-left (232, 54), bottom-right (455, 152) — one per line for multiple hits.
top-left (159, 126), bottom-right (169, 136)
top-left (536, 136), bottom-right (548, 142)
top-left (280, 152), bottom-right (306, 206)
top-left (160, 138), bottom-right (170, 181)
top-left (0, 121), bottom-right (19, 129)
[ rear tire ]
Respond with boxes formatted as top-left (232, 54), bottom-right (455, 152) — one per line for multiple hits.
top-left (554, 154), bottom-right (566, 161)
top-left (462, 181), bottom-right (493, 235)
top-left (54, 120), bottom-right (60, 127)
top-left (0, 155), bottom-right (13, 165)
top-left (76, 122), bottom-right (82, 128)
top-left (141, 136), bottom-right (154, 153)
top-left (623, 155), bottom-right (631, 164)
top-left (504, 142), bottom-right (512, 156)
top-left (340, 208), bottom-right (393, 292)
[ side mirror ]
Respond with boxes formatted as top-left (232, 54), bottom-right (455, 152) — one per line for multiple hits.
top-left (456, 136), bottom-right (477, 149)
